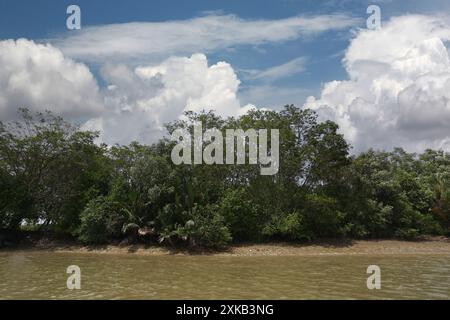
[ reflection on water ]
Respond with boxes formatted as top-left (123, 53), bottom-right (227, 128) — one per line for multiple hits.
top-left (0, 252), bottom-right (449, 299)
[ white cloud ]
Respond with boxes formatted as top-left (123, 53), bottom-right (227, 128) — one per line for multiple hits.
top-left (84, 53), bottom-right (253, 145)
top-left (0, 13), bottom-right (360, 146)
top-left (0, 39), bottom-right (252, 145)
top-left (0, 39), bottom-right (104, 120)
top-left (304, 15), bottom-right (450, 153)
top-left (54, 14), bottom-right (360, 63)
top-left (242, 57), bottom-right (307, 82)
top-left (13, 13), bottom-right (450, 154)
top-left (239, 84), bottom-right (315, 110)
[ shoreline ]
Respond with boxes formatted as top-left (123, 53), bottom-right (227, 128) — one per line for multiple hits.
top-left (2, 237), bottom-right (450, 257)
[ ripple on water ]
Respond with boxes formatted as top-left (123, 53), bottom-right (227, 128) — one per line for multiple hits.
top-left (0, 252), bottom-right (449, 299)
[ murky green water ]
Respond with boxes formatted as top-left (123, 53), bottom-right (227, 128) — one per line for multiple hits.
top-left (0, 251), bottom-right (449, 299)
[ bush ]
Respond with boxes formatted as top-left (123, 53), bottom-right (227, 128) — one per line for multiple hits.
top-left (263, 211), bottom-right (312, 241)
top-left (304, 194), bottom-right (346, 238)
top-left (219, 188), bottom-right (262, 241)
top-left (395, 228), bottom-right (420, 240)
top-left (417, 213), bottom-right (445, 235)
top-left (78, 196), bottom-right (128, 244)
top-left (346, 200), bottom-right (393, 238)
top-left (185, 204), bottom-right (232, 249)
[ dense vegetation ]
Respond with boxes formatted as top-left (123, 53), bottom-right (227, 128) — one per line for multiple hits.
top-left (1, 106), bottom-right (449, 248)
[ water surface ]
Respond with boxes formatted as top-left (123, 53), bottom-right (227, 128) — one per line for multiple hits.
top-left (0, 252), bottom-right (449, 299)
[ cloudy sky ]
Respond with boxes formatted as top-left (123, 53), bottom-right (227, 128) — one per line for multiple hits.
top-left (1, 0), bottom-right (450, 153)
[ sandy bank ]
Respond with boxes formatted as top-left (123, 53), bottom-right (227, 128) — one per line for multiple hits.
top-left (2, 237), bottom-right (450, 256)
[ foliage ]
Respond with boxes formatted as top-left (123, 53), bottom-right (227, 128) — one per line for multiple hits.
top-left (78, 196), bottom-right (128, 244)
top-left (1, 106), bottom-right (449, 248)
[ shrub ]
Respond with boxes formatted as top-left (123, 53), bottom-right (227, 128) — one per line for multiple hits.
top-left (186, 204), bottom-right (232, 249)
top-left (395, 228), bottom-right (420, 240)
top-left (219, 188), bottom-right (262, 241)
top-left (304, 194), bottom-right (346, 238)
top-left (78, 196), bottom-right (128, 244)
top-left (263, 211), bottom-right (312, 241)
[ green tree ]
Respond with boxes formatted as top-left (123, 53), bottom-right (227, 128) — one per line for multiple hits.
top-left (78, 196), bottom-right (129, 244)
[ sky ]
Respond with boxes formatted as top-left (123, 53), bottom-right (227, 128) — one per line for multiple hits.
top-left (1, 0), bottom-right (450, 153)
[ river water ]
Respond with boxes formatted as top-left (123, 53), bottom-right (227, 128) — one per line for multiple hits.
top-left (0, 252), bottom-right (449, 299)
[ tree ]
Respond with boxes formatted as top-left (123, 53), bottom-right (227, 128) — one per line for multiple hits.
top-left (78, 196), bottom-right (129, 244)
top-left (0, 106), bottom-right (447, 248)
top-left (0, 109), bottom-right (110, 233)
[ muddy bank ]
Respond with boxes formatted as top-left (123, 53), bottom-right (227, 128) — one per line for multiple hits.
top-left (2, 237), bottom-right (450, 256)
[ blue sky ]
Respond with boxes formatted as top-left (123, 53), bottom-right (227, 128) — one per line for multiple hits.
top-left (1, 1), bottom-right (450, 152)
top-left (1, 0), bottom-right (443, 105)
top-left (0, 0), bottom-right (448, 104)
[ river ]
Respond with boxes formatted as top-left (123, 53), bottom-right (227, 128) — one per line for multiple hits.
top-left (0, 252), bottom-right (449, 299)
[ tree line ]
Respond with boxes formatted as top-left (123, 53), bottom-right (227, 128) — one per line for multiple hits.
top-left (1, 106), bottom-right (449, 248)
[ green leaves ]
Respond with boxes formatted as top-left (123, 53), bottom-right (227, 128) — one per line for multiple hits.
top-left (78, 196), bottom-right (129, 244)
top-left (1, 106), bottom-right (448, 247)
top-left (0, 108), bottom-right (107, 232)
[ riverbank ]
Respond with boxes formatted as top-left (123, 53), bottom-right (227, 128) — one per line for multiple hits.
top-left (2, 237), bottom-right (450, 256)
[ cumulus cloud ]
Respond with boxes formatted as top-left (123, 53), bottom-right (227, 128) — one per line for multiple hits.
top-left (304, 15), bottom-right (450, 153)
top-left (0, 14), bottom-right (361, 146)
top-left (0, 39), bottom-right (252, 145)
top-left (55, 14), bottom-right (360, 63)
top-left (83, 53), bottom-right (253, 145)
top-left (0, 39), bottom-right (104, 120)
top-left (12, 13), bottom-right (450, 154)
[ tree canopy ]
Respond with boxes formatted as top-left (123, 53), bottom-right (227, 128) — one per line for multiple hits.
top-left (1, 106), bottom-right (448, 248)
